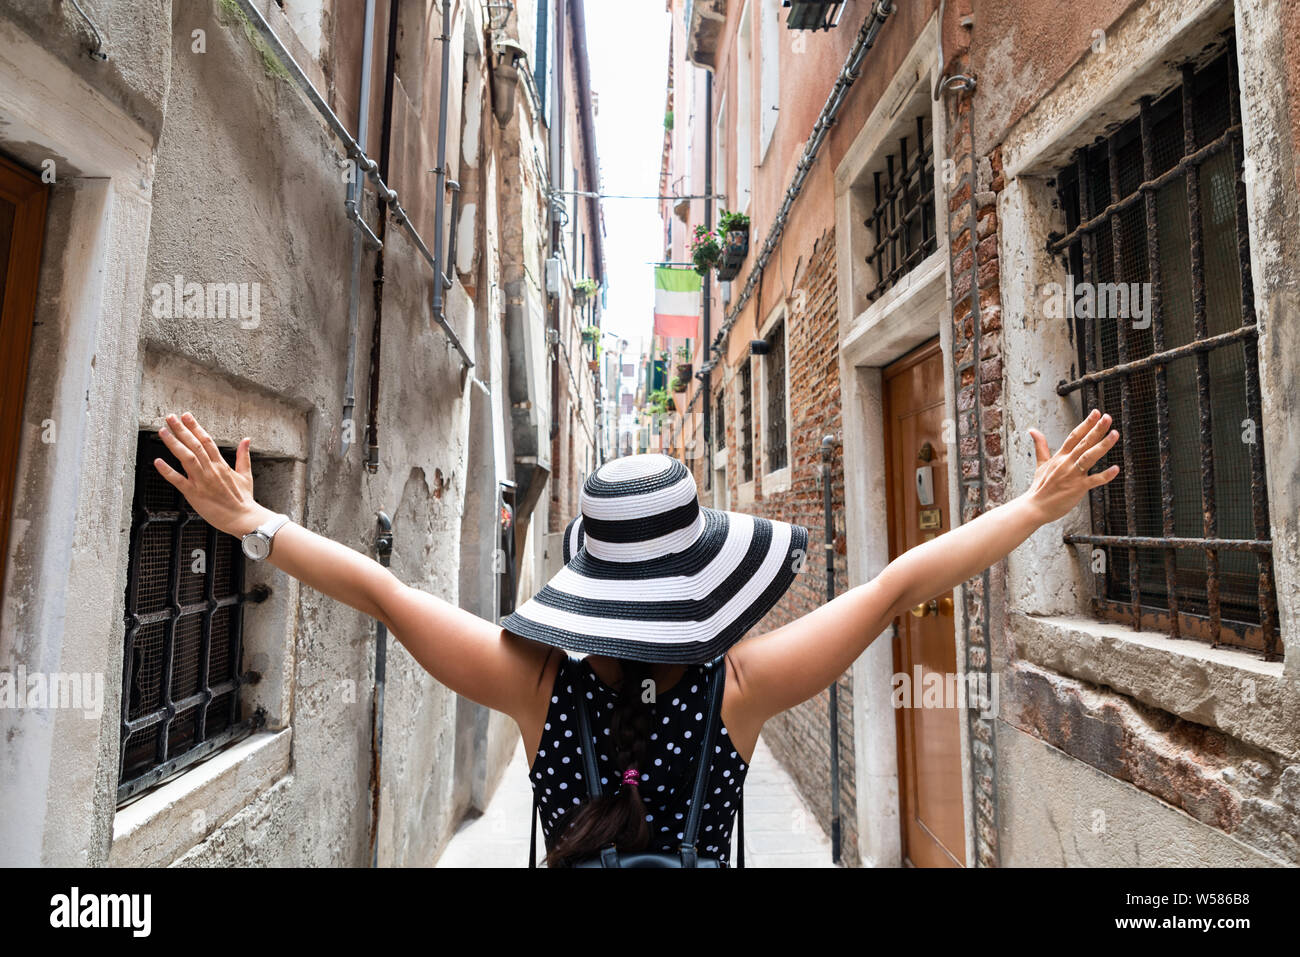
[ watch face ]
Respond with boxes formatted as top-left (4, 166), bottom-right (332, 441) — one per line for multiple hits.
top-left (242, 533), bottom-right (270, 561)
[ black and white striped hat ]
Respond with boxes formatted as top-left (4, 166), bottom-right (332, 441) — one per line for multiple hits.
top-left (502, 454), bottom-right (809, 664)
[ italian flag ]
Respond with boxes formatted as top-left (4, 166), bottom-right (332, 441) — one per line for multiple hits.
top-left (653, 266), bottom-right (701, 339)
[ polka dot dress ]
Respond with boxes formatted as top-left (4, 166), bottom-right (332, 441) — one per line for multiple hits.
top-left (529, 655), bottom-right (748, 865)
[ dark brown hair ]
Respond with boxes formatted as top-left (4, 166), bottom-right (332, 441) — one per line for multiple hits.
top-left (544, 658), bottom-right (653, 866)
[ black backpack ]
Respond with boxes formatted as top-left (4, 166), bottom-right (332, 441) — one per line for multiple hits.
top-left (527, 655), bottom-right (745, 868)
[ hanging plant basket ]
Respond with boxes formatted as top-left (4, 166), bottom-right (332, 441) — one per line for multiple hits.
top-left (587, 358), bottom-right (599, 372)
top-left (690, 224), bottom-right (721, 276)
top-left (715, 224), bottom-right (749, 282)
top-left (675, 361), bottom-right (693, 383)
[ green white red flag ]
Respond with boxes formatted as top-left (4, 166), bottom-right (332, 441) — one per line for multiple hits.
top-left (653, 266), bottom-right (701, 339)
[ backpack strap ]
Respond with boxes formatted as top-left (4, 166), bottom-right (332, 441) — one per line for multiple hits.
top-left (572, 660), bottom-right (622, 867)
top-left (528, 790), bottom-right (539, 868)
top-left (563, 656), bottom-right (727, 868)
top-left (736, 793), bottom-right (744, 868)
top-left (679, 654), bottom-right (726, 866)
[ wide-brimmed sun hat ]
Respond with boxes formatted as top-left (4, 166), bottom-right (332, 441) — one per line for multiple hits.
top-left (501, 453), bottom-right (809, 664)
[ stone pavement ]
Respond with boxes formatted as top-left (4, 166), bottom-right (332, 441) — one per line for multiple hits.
top-left (435, 732), bottom-right (838, 868)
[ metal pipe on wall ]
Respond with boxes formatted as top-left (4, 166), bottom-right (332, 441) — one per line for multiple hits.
top-left (342, 0), bottom-right (378, 458)
top-left (549, 0), bottom-right (566, 444)
top-left (369, 511), bottom-right (393, 867)
top-left (702, 70), bottom-right (713, 482)
top-left (229, 0), bottom-right (473, 370)
top-left (432, 0), bottom-right (454, 322)
top-left (821, 434), bottom-right (840, 863)
top-left (366, 0), bottom-right (401, 474)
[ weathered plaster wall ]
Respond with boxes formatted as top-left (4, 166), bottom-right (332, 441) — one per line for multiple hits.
top-left (0, 0), bottom-right (508, 866)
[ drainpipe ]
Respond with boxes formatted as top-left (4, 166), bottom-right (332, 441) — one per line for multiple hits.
top-left (369, 511), bottom-right (393, 867)
top-left (702, 70), bottom-right (713, 483)
top-left (431, 0), bottom-right (457, 372)
top-left (342, 0), bottom-right (378, 458)
top-left (822, 434), bottom-right (840, 864)
top-left (366, 0), bottom-right (401, 473)
top-left (549, 0), bottom-right (566, 444)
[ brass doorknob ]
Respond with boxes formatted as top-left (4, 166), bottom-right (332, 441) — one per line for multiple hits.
top-left (910, 597), bottom-right (953, 618)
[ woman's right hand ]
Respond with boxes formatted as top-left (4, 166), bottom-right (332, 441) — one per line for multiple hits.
top-left (1023, 409), bottom-right (1121, 525)
top-left (153, 411), bottom-right (272, 538)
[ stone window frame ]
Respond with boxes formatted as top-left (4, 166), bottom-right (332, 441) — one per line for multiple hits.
top-left (831, 16), bottom-right (961, 868)
top-left (735, 357), bottom-right (756, 506)
top-left (109, 350), bottom-right (308, 865)
top-left (996, 0), bottom-right (1300, 762)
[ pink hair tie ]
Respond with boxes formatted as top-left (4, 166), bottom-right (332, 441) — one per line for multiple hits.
top-left (621, 767), bottom-right (640, 788)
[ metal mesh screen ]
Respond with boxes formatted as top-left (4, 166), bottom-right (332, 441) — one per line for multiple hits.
top-left (739, 359), bottom-right (754, 483)
top-left (1049, 40), bottom-right (1279, 657)
top-left (715, 388), bottom-right (725, 451)
top-left (764, 321), bottom-right (788, 472)
top-left (119, 433), bottom-right (258, 803)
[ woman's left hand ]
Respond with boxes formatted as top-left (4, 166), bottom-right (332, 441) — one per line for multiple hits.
top-left (1024, 409), bottom-right (1121, 524)
top-left (153, 412), bottom-right (271, 537)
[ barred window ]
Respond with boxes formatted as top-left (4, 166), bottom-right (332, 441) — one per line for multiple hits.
top-left (1050, 39), bottom-right (1279, 658)
top-left (714, 388), bottom-right (725, 451)
top-left (865, 112), bottom-right (936, 303)
top-left (764, 319), bottom-right (788, 472)
top-left (119, 433), bottom-right (261, 803)
top-left (738, 359), bottom-right (754, 483)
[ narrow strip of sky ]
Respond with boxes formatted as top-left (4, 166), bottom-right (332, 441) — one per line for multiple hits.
top-left (582, 0), bottom-right (673, 348)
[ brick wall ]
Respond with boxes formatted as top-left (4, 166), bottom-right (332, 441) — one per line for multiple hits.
top-left (945, 77), bottom-right (1007, 869)
top-left (723, 227), bottom-right (858, 866)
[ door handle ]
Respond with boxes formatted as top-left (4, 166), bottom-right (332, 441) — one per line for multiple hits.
top-left (910, 597), bottom-right (953, 618)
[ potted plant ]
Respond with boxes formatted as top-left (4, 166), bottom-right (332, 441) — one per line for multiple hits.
top-left (664, 110), bottom-right (674, 131)
top-left (715, 209), bottom-right (750, 281)
top-left (674, 343), bottom-right (693, 383)
top-left (647, 387), bottom-right (673, 418)
top-left (690, 223), bottom-right (721, 276)
top-left (574, 278), bottom-right (598, 304)
top-left (581, 324), bottom-right (600, 345)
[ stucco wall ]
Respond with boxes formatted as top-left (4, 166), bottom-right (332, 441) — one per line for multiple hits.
top-left (0, 0), bottom-right (558, 866)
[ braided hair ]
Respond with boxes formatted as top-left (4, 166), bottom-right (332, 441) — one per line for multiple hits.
top-left (544, 658), bottom-right (653, 866)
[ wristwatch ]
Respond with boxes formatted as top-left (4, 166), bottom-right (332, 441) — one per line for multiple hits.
top-left (241, 513), bottom-right (292, 561)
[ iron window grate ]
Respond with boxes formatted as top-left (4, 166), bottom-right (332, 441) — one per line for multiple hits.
top-left (738, 359), bottom-right (754, 483)
top-left (1048, 39), bottom-right (1279, 659)
top-left (864, 113), bottom-right (937, 303)
top-left (714, 388), bottom-right (725, 451)
top-left (119, 433), bottom-right (261, 804)
top-left (764, 320), bottom-right (788, 472)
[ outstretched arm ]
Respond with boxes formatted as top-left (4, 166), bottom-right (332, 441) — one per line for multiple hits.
top-left (727, 410), bottom-right (1120, 727)
top-left (152, 413), bottom-right (552, 720)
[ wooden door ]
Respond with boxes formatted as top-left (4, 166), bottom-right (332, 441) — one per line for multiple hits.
top-left (0, 154), bottom-right (49, 598)
top-left (883, 338), bottom-right (966, 868)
